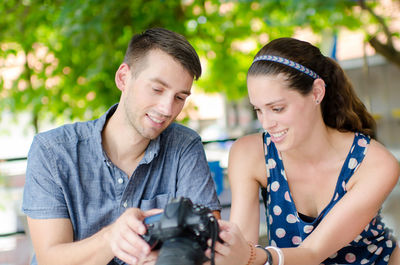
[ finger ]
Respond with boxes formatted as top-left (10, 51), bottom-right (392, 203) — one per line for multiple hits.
top-left (217, 219), bottom-right (230, 226)
top-left (204, 245), bottom-right (221, 264)
top-left (210, 240), bottom-right (231, 256)
top-left (112, 242), bottom-right (139, 265)
top-left (202, 252), bottom-right (212, 265)
top-left (217, 219), bottom-right (234, 231)
top-left (119, 229), bottom-right (151, 258)
top-left (219, 229), bottom-right (234, 246)
top-left (124, 209), bottom-right (147, 235)
top-left (137, 250), bottom-right (159, 265)
top-left (144, 208), bottom-right (163, 217)
top-left (204, 248), bottom-right (211, 259)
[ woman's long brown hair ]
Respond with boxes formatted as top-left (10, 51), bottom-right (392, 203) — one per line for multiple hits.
top-left (248, 37), bottom-right (376, 139)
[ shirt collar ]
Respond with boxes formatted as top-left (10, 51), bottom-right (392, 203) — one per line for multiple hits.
top-left (94, 103), bottom-right (161, 164)
top-left (141, 134), bottom-right (160, 164)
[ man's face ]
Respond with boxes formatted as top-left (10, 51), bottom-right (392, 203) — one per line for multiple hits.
top-left (119, 49), bottom-right (194, 140)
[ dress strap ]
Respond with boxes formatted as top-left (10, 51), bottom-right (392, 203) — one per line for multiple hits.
top-left (339, 132), bottom-right (370, 184)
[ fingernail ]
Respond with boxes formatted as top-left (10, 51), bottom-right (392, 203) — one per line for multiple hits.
top-left (131, 257), bottom-right (137, 264)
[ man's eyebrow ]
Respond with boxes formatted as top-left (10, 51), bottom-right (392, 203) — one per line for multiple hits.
top-left (150, 77), bottom-right (170, 88)
top-left (181, 90), bottom-right (191, 96)
top-left (150, 77), bottom-right (191, 95)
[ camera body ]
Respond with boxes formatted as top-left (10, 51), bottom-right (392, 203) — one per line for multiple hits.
top-left (142, 197), bottom-right (219, 265)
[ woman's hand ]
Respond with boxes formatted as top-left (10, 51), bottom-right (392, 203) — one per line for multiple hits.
top-left (205, 220), bottom-right (251, 265)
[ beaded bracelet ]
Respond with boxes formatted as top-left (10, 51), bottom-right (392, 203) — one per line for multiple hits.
top-left (246, 241), bottom-right (256, 265)
top-left (265, 246), bottom-right (284, 265)
top-left (255, 245), bottom-right (273, 265)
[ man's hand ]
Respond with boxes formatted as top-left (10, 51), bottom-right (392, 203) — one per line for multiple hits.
top-left (137, 250), bottom-right (159, 265)
top-left (104, 208), bottom-right (162, 264)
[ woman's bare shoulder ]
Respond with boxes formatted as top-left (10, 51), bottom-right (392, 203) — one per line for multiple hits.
top-left (361, 138), bottom-right (399, 185)
top-left (230, 133), bottom-right (264, 158)
top-left (228, 133), bottom-right (267, 184)
top-left (232, 133), bottom-right (263, 148)
top-left (367, 140), bottom-right (398, 167)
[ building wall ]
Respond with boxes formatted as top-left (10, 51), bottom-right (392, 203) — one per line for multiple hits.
top-left (342, 55), bottom-right (400, 152)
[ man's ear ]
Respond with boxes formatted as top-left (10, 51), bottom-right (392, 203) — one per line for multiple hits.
top-left (312, 78), bottom-right (326, 104)
top-left (115, 63), bottom-right (131, 92)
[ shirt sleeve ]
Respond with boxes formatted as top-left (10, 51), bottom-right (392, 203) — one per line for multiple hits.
top-left (22, 134), bottom-right (70, 219)
top-left (176, 136), bottom-right (221, 211)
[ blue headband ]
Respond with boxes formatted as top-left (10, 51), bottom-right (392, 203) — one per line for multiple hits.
top-left (252, 55), bottom-right (321, 80)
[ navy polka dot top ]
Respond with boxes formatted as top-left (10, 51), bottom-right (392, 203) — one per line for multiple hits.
top-left (261, 132), bottom-right (396, 264)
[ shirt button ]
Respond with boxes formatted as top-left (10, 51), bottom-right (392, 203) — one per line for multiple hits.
top-left (118, 178), bottom-right (123, 184)
top-left (123, 201), bottom-right (128, 208)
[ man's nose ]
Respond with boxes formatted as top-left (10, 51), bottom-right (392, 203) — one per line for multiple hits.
top-left (157, 96), bottom-right (174, 117)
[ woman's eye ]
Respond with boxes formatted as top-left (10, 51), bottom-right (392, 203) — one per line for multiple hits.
top-left (272, 107), bottom-right (284, 113)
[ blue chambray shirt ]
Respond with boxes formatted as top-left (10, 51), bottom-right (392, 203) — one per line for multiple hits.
top-left (22, 104), bottom-right (221, 264)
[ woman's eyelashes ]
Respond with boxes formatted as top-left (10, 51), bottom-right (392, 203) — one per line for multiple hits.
top-left (253, 106), bottom-right (285, 114)
top-left (272, 106), bottom-right (284, 113)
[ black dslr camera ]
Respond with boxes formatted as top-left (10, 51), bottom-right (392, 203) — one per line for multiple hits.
top-left (142, 197), bottom-right (220, 265)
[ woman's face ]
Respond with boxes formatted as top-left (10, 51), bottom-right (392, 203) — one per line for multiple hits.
top-left (247, 73), bottom-right (320, 152)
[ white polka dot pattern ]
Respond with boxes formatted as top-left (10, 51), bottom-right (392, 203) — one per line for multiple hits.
top-left (292, 236), bottom-right (301, 245)
top-left (386, 240), bottom-right (393, 248)
top-left (303, 225), bottom-right (313, 234)
top-left (361, 258), bottom-right (369, 264)
top-left (261, 132), bottom-right (395, 264)
top-left (367, 244), bottom-right (377, 253)
top-left (275, 228), bottom-right (286, 238)
top-left (273, 205), bottom-right (282, 216)
top-left (286, 214), bottom-right (297, 223)
top-left (384, 255), bottom-right (390, 262)
top-left (329, 252), bottom-right (338, 259)
top-left (284, 191), bottom-right (291, 202)
top-left (345, 253), bottom-right (356, 263)
top-left (271, 181), bottom-right (280, 192)
top-left (268, 158), bottom-right (276, 169)
top-left (348, 158), bottom-right (358, 169)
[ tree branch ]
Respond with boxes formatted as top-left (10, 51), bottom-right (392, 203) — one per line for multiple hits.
top-left (358, 0), bottom-right (400, 68)
top-left (358, 0), bottom-right (393, 47)
top-left (368, 36), bottom-right (400, 68)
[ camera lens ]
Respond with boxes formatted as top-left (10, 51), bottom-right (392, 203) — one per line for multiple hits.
top-left (155, 237), bottom-right (207, 265)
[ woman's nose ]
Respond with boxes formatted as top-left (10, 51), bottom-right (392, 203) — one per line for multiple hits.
top-left (261, 114), bottom-right (277, 130)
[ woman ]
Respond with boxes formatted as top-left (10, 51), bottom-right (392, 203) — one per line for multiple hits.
top-left (208, 38), bottom-right (400, 265)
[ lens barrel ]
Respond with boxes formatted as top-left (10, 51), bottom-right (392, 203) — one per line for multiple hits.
top-left (155, 237), bottom-right (207, 265)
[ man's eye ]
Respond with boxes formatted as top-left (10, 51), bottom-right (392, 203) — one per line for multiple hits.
top-left (152, 87), bottom-right (162, 92)
top-left (176, 95), bottom-right (187, 101)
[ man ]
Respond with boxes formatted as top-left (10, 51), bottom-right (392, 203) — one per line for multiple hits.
top-left (22, 28), bottom-right (221, 265)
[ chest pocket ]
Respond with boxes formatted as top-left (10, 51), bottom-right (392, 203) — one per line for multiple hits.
top-left (140, 193), bottom-right (172, 211)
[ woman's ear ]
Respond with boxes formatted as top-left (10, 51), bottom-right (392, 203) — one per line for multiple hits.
top-left (312, 78), bottom-right (326, 104)
top-left (115, 63), bottom-right (131, 92)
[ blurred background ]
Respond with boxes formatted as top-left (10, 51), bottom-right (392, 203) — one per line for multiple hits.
top-left (1, 0), bottom-right (399, 264)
